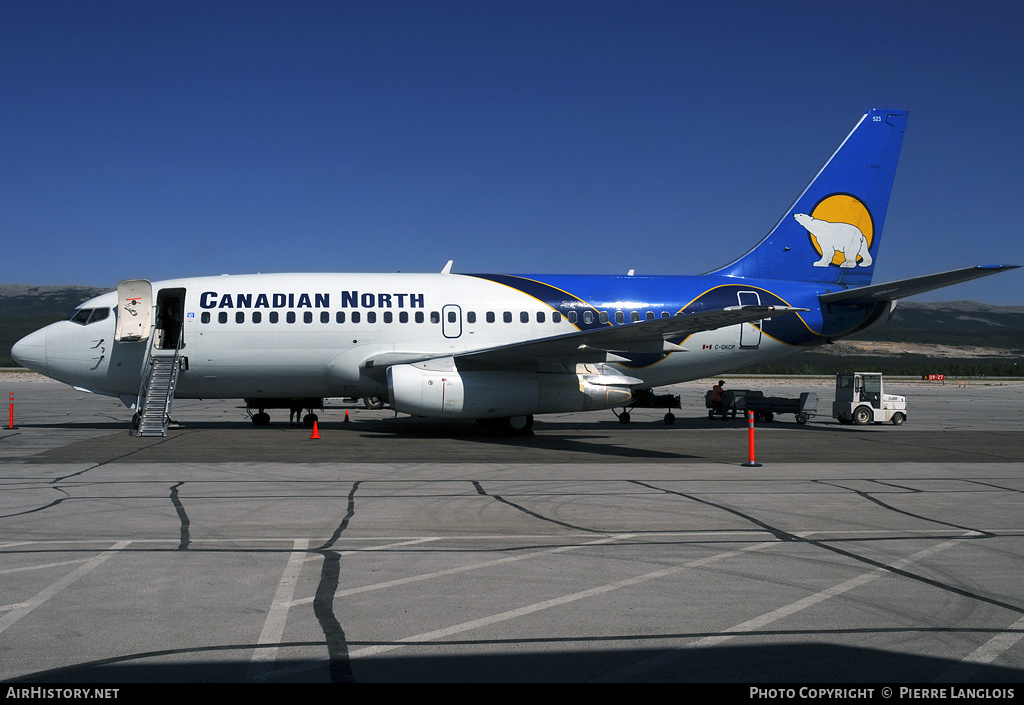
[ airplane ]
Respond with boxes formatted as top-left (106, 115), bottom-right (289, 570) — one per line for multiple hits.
top-left (11, 109), bottom-right (1018, 435)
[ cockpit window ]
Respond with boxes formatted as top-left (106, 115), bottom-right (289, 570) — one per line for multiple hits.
top-left (69, 309), bottom-right (92, 324)
top-left (89, 307), bottom-right (110, 324)
top-left (67, 307), bottom-right (111, 325)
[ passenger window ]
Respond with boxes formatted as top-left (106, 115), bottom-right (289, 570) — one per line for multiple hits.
top-left (270, 312), bottom-right (279, 323)
top-left (553, 312), bottom-right (561, 323)
top-left (415, 312), bottom-right (424, 323)
top-left (321, 312), bottom-right (329, 324)
top-left (448, 311), bottom-right (457, 323)
top-left (486, 312), bottom-right (495, 323)
top-left (467, 311), bottom-right (476, 324)
top-left (536, 311), bottom-right (545, 323)
top-left (615, 311), bottom-right (624, 324)
top-left (219, 312), bottom-right (228, 324)
top-left (430, 311), bottom-right (440, 324)
top-left (568, 311), bottom-right (578, 324)
top-left (661, 311), bottom-right (670, 318)
top-left (646, 311), bottom-right (655, 320)
top-left (336, 311), bottom-right (346, 324)
top-left (400, 311), bottom-right (409, 323)
top-left (503, 312), bottom-right (512, 323)
top-left (384, 312), bottom-right (393, 323)
top-left (631, 311), bottom-right (640, 323)
top-left (236, 312), bottom-right (245, 324)
top-left (304, 312), bottom-right (313, 324)
top-left (253, 312), bottom-right (262, 324)
top-left (367, 312), bottom-right (377, 323)
top-left (201, 312), bottom-right (211, 324)
top-left (583, 311), bottom-right (593, 324)
top-left (599, 312), bottom-right (609, 324)
top-left (286, 312), bottom-right (296, 324)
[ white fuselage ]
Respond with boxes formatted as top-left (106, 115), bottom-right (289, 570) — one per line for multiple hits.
top-left (14, 272), bottom-right (800, 406)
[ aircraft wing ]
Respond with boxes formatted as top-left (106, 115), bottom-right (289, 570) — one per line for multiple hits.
top-left (819, 265), bottom-right (1019, 306)
top-left (452, 305), bottom-right (806, 369)
top-left (357, 305), bottom-right (806, 378)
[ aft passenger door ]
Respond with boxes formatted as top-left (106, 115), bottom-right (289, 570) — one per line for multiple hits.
top-left (737, 291), bottom-right (762, 348)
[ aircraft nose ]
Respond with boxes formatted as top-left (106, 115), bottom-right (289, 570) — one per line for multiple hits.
top-left (11, 328), bottom-right (49, 376)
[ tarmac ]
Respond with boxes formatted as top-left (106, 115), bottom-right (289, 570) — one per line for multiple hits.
top-left (2, 372), bottom-right (1023, 683)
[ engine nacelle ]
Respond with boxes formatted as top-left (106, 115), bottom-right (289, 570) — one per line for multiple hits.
top-left (387, 362), bottom-right (634, 419)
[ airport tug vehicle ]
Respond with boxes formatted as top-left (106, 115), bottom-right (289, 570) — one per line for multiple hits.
top-left (832, 372), bottom-right (907, 426)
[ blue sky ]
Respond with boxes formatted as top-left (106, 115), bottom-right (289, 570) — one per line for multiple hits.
top-left (3, 1), bottom-right (1022, 303)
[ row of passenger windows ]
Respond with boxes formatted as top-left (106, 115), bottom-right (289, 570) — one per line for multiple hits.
top-left (198, 309), bottom-right (676, 325)
top-left (66, 305), bottom-right (676, 328)
top-left (199, 310), bottom-right (562, 325)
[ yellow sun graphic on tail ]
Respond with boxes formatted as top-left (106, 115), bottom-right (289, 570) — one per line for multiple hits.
top-left (808, 195), bottom-right (874, 266)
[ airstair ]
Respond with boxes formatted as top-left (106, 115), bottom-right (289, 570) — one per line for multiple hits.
top-left (134, 339), bottom-right (182, 437)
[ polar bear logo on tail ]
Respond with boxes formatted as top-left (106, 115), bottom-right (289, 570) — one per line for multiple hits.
top-left (794, 212), bottom-right (873, 268)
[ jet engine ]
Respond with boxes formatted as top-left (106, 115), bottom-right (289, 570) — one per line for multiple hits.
top-left (386, 360), bottom-right (636, 420)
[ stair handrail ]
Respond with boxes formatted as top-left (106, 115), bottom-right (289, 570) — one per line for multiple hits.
top-left (160, 334), bottom-right (185, 429)
top-left (134, 332), bottom-right (157, 414)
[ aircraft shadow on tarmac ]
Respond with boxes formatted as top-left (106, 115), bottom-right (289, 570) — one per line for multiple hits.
top-left (9, 641), bottom-right (1024, 683)
top-left (359, 422), bottom-right (693, 459)
top-left (12, 406), bottom-right (880, 435)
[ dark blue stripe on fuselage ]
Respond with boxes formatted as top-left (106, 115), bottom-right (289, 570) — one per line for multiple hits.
top-left (464, 273), bottom-right (886, 354)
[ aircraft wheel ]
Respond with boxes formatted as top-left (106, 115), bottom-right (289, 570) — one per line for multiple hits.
top-left (507, 415), bottom-right (534, 435)
top-left (252, 412), bottom-right (271, 427)
top-left (891, 412), bottom-right (906, 426)
top-left (853, 405), bottom-right (873, 426)
top-left (363, 396), bottom-right (384, 409)
top-left (796, 413), bottom-right (807, 424)
top-left (619, 412), bottom-right (631, 424)
top-left (303, 413), bottom-right (319, 427)
top-left (664, 413), bottom-right (675, 425)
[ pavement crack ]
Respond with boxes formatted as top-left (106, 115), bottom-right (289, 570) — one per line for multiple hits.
top-left (312, 481), bottom-right (360, 683)
top-left (630, 480), bottom-right (798, 542)
top-left (471, 480), bottom-right (605, 534)
top-left (633, 479), bottom-right (1024, 617)
top-left (0, 486), bottom-right (70, 519)
top-left (169, 482), bottom-right (190, 550)
top-left (816, 479), bottom-right (996, 538)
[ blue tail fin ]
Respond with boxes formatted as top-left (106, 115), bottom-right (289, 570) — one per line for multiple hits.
top-left (709, 109), bottom-right (908, 286)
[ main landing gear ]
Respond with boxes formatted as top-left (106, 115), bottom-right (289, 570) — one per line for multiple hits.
top-left (249, 410), bottom-right (319, 427)
top-left (245, 397), bottom-right (322, 427)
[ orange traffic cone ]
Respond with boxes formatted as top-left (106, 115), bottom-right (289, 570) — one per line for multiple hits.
top-left (309, 420), bottom-right (320, 439)
top-left (344, 410), bottom-right (350, 423)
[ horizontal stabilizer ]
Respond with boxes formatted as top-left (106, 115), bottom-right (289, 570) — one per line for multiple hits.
top-left (819, 265), bottom-right (1020, 306)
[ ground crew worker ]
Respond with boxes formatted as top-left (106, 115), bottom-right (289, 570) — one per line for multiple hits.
top-left (711, 380), bottom-right (725, 419)
top-left (289, 399), bottom-right (303, 427)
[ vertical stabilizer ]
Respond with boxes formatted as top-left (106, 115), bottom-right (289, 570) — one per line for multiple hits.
top-left (709, 109), bottom-right (908, 286)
